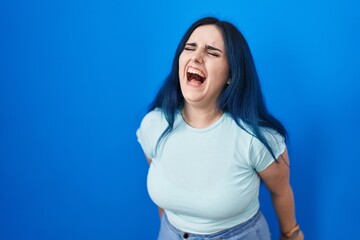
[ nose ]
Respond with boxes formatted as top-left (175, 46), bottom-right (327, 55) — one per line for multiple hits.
top-left (191, 50), bottom-right (203, 64)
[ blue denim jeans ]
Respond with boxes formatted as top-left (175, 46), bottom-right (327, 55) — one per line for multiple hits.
top-left (157, 211), bottom-right (271, 240)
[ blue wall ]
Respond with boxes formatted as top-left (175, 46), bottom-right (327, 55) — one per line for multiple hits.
top-left (1, 0), bottom-right (359, 239)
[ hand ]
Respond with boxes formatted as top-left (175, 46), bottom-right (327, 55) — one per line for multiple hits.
top-left (280, 230), bottom-right (304, 240)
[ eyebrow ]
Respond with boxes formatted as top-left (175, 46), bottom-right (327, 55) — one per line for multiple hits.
top-left (185, 42), bottom-right (223, 53)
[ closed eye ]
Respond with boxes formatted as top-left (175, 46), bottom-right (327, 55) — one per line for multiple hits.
top-left (184, 43), bottom-right (222, 57)
top-left (208, 52), bottom-right (220, 57)
top-left (184, 43), bottom-right (196, 51)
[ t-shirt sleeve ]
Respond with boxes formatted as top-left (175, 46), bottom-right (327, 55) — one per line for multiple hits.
top-left (249, 129), bottom-right (286, 172)
top-left (136, 110), bottom-right (166, 159)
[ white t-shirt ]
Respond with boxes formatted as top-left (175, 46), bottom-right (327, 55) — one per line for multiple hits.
top-left (136, 109), bottom-right (286, 234)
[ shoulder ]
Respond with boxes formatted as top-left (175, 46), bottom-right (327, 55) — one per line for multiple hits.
top-left (252, 127), bottom-right (285, 149)
top-left (138, 108), bottom-right (169, 138)
top-left (136, 108), bottom-right (169, 159)
top-left (249, 127), bottom-right (286, 170)
top-left (140, 108), bottom-right (165, 127)
top-left (230, 116), bottom-right (285, 146)
top-left (249, 126), bottom-right (285, 151)
top-left (138, 108), bottom-right (171, 133)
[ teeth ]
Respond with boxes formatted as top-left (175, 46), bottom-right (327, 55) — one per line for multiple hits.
top-left (187, 67), bottom-right (205, 78)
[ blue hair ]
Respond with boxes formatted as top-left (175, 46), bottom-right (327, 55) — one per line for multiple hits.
top-left (149, 17), bottom-right (287, 160)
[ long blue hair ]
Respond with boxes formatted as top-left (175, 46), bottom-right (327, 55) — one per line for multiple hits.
top-left (149, 16), bottom-right (287, 160)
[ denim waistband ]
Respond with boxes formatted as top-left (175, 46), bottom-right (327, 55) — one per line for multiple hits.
top-left (163, 210), bottom-right (262, 240)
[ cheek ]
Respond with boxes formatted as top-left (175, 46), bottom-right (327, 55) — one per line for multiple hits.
top-left (211, 63), bottom-right (229, 84)
top-left (220, 64), bottom-right (230, 83)
top-left (178, 53), bottom-right (186, 76)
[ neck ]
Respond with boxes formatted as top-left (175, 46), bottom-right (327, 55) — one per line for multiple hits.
top-left (181, 104), bottom-right (224, 128)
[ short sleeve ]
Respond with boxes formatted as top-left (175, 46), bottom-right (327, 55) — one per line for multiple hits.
top-left (136, 109), bottom-right (167, 159)
top-left (249, 129), bottom-right (286, 172)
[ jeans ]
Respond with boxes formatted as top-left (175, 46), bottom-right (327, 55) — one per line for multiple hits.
top-left (157, 211), bottom-right (271, 240)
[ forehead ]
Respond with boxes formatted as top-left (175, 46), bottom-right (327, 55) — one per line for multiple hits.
top-left (187, 25), bottom-right (224, 48)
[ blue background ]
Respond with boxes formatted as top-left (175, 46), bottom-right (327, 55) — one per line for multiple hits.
top-left (1, 0), bottom-right (359, 239)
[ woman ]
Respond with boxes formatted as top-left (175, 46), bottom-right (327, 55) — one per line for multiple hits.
top-left (137, 17), bottom-right (304, 240)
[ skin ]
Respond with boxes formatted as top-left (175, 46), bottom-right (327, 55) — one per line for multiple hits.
top-left (178, 25), bottom-right (230, 128)
top-left (259, 150), bottom-right (304, 240)
top-left (144, 24), bottom-right (304, 240)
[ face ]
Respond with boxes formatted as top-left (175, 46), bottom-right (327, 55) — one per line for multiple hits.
top-left (178, 24), bottom-right (230, 109)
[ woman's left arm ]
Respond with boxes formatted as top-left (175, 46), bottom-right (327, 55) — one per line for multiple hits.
top-left (258, 148), bottom-right (304, 240)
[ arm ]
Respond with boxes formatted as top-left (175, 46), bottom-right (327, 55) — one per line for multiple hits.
top-left (145, 155), bottom-right (164, 218)
top-left (258, 148), bottom-right (304, 240)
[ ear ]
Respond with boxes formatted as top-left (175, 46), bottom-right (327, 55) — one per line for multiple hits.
top-left (227, 72), bottom-right (232, 85)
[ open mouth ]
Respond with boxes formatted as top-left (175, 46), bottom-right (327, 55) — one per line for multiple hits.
top-left (186, 67), bottom-right (206, 86)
